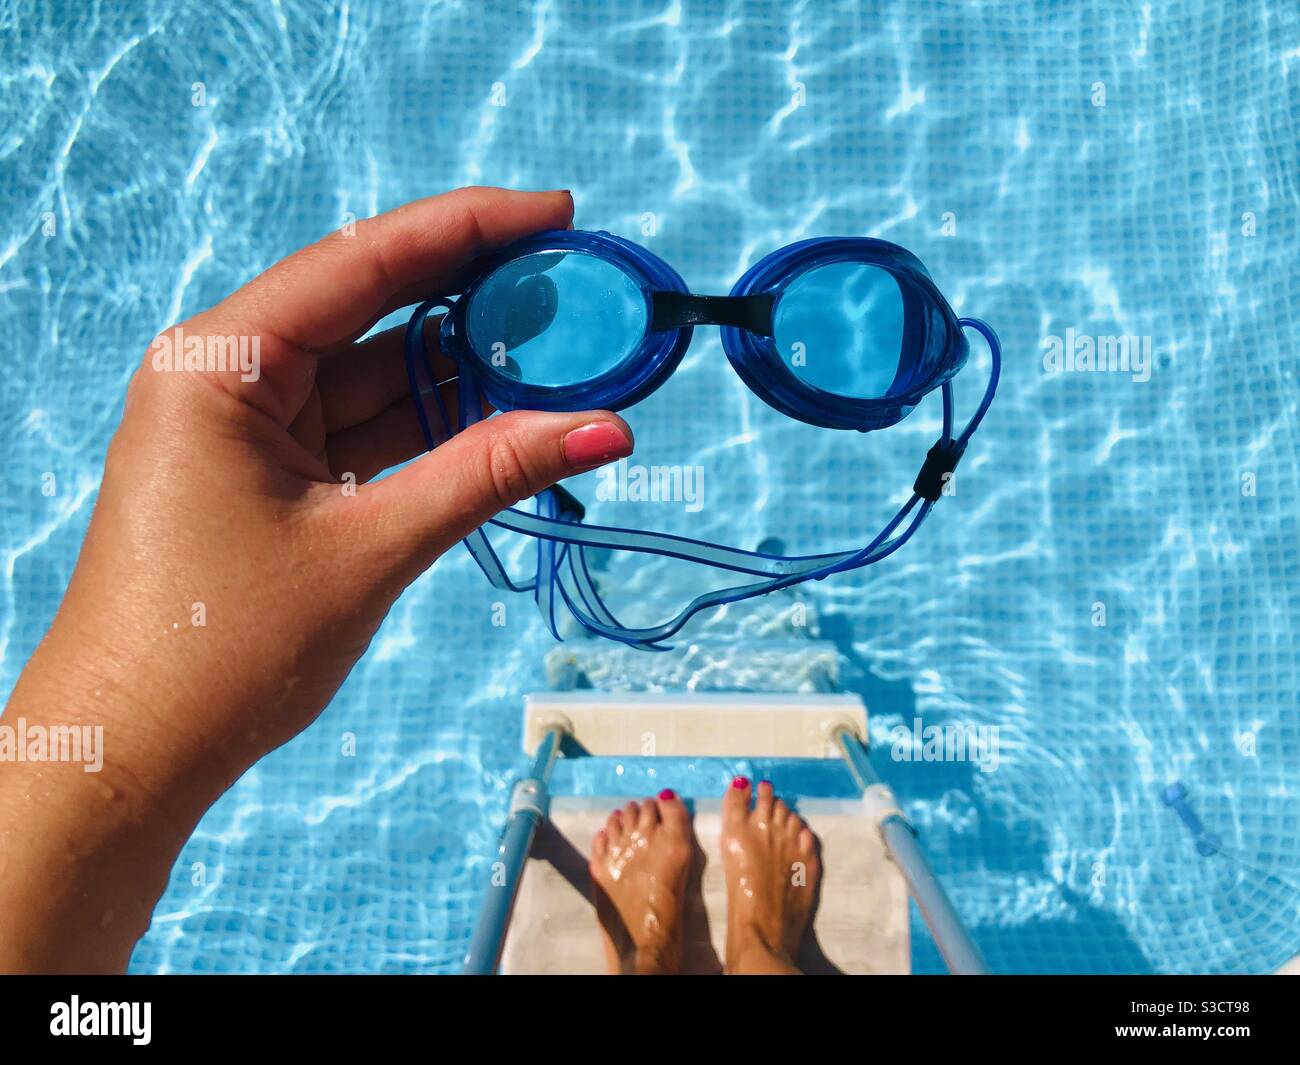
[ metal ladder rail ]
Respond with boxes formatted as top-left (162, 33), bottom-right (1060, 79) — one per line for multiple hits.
top-left (833, 725), bottom-right (989, 975)
top-left (463, 725), bottom-right (564, 975)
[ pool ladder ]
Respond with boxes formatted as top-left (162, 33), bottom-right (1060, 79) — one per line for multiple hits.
top-left (464, 721), bottom-right (988, 975)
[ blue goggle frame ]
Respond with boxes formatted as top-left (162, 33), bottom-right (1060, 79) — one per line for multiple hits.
top-left (404, 229), bottom-right (1001, 650)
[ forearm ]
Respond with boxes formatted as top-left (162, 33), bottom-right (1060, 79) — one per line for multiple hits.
top-left (0, 750), bottom-right (180, 973)
top-left (0, 621), bottom-right (241, 973)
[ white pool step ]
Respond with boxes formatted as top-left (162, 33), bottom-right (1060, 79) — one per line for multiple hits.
top-left (522, 690), bottom-right (866, 758)
top-left (500, 796), bottom-right (910, 974)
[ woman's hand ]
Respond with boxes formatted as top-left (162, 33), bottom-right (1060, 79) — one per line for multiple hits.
top-left (0, 187), bottom-right (634, 972)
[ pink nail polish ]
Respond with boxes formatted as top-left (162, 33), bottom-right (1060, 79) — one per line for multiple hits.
top-left (732, 776), bottom-right (750, 790)
top-left (562, 422), bottom-right (633, 469)
top-left (658, 788), bottom-right (676, 801)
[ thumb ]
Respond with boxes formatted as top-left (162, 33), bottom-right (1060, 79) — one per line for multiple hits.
top-left (355, 409), bottom-right (633, 585)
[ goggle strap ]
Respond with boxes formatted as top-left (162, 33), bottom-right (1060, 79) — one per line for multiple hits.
top-left (955, 318), bottom-right (1002, 446)
top-left (533, 489), bottom-right (561, 639)
top-left (491, 507), bottom-right (850, 576)
top-left (911, 318), bottom-right (1000, 500)
top-left (546, 494), bottom-right (931, 648)
top-left (567, 544), bottom-right (625, 629)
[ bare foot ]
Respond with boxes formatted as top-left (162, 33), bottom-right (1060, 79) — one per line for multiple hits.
top-left (588, 790), bottom-right (692, 974)
top-left (720, 777), bottom-right (820, 975)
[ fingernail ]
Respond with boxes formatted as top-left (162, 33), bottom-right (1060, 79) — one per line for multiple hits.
top-left (658, 788), bottom-right (676, 801)
top-left (732, 776), bottom-right (750, 790)
top-left (563, 421), bottom-right (632, 469)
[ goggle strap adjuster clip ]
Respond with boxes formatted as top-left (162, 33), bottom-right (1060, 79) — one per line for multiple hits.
top-left (913, 439), bottom-right (966, 501)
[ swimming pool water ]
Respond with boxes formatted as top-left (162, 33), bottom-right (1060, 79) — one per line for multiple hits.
top-left (2, 0), bottom-right (1298, 974)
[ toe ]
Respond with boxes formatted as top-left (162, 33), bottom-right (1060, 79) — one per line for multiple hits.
top-left (772, 799), bottom-right (790, 828)
top-left (799, 829), bottom-right (822, 885)
top-left (607, 809), bottom-right (624, 837)
top-left (624, 801), bottom-right (640, 829)
top-left (638, 798), bottom-right (660, 833)
top-left (657, 789), bottom-right (689, 834)
top-left (592, 828), bottom-right (609, 860)
top-left (754, 779), bottom-right (775, 823)
top-left (722, 775), bottom-right (751, 827)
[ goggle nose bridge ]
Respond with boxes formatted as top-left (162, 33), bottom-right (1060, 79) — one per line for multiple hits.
top-left (648, 290), bottom-right (776, 337)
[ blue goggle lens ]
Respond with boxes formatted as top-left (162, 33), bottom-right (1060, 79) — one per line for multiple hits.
top-left (465, 251), bottom-right (648, 388)
top-left (772, 262), bottom-right (907, 400)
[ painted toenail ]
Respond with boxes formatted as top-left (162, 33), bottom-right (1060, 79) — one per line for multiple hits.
top-left (760, 779), bottom-right (772, 787)
top-left (658, 788), bottom-right (676, 800)
top-left (732, 776), bottom-right (750, 789)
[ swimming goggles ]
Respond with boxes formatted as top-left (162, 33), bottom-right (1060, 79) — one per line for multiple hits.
top-left (404, 229), bottom-right (1000, 650)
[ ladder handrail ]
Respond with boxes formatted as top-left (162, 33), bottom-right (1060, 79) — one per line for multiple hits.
top-left (463, 725), bottom-right (564, 975)
top-left (833, 726), bottom-right (989, 975)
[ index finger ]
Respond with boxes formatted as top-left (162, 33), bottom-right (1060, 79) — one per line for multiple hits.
top-left (218, 186), bottom-right (574, 352)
